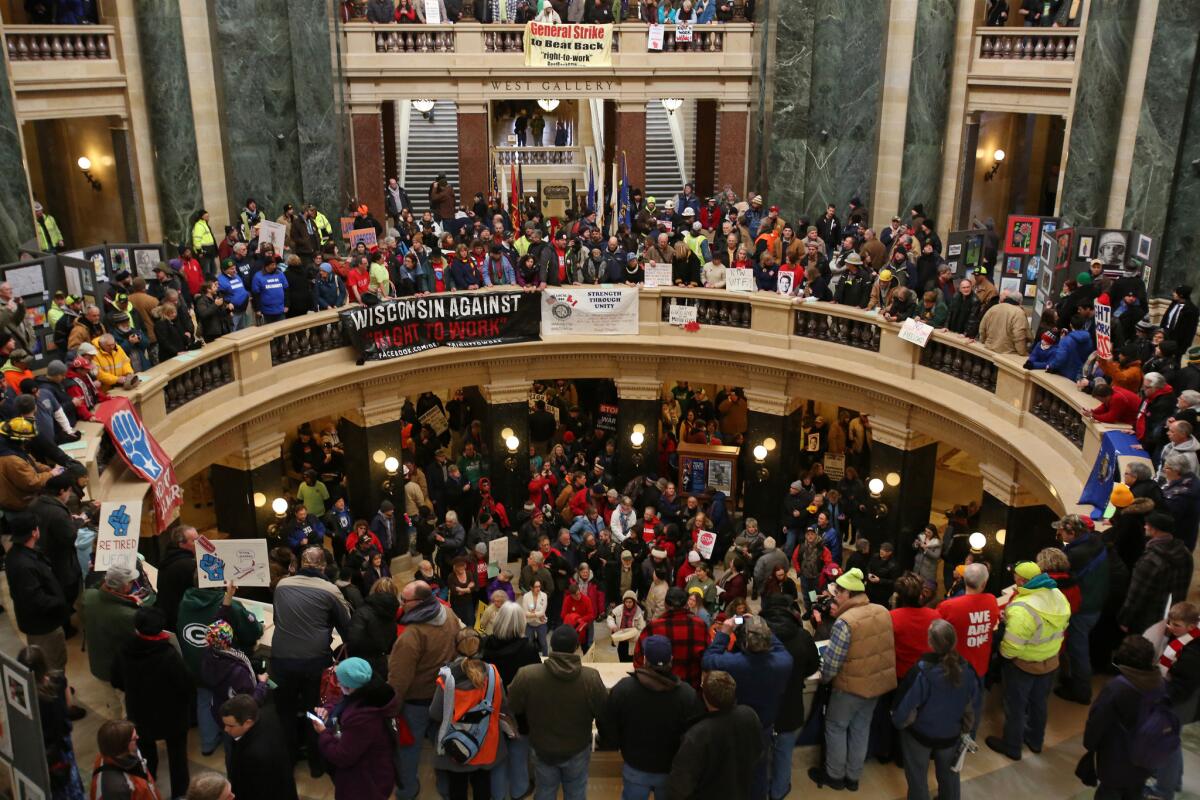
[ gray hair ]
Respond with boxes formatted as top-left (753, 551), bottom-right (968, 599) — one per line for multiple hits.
top-left (963, 562), bottom-right (989, 590)
top-left (1144, 372), bottom-right (1167, 391)
top-left (170, 525), bottom-right (197, 548)
top-left (1181, 390), bottom-right (1200, 407)
top-left (1127, 462), bottom-right (1153, 481)
top-left (928, 618), bottom-right (958, 655)
top-left (1165, 453), bottom-right (1195, 476)
top-left (1172, 420), bottom-right (1194, 438)
top-left (103, 564), bottom-right (137, 589)
top-left (528, 551), bottom-right (544, 565)
top-left (300, 546), bottom-right (326, 569)
top-left (444, 510), bottom-right (458, 525)
top-left (491, 602), bottom-right (527, 640)
top-left (745, 517), bottom-right (758, 529)
top-left (185, 773), bottom-right (231, 800)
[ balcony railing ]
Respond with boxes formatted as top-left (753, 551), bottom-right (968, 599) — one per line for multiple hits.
top-left (977, 28), bottom-right (1077, 61)
top-left (270, 320), bottom-right (349, 366)
top-left (1031, 384), bottom-right (1085, 449)
top-left (373, 27), bottom-right (456, 52)
top-left (4, 25), bottom-right (115, 61)
top-left (346, 1), bottom-right (752, 21)
top-left (920, 339), bottom-right (999, 393)
top-left (793, 308), bottom-right (881, 352)
top-left (493, 146), bottom-right (578, 166)
top-left (661, 295), bottom-right (751, 328)
top-left (163, 354), bottom-right (234, 412)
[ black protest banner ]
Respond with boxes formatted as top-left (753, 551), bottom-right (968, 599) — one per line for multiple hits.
top-left (340, 291), bottom-right (541, 361)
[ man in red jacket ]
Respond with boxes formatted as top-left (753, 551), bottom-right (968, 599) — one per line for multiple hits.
top-left (1086, 381), bottom-right (1139, 425)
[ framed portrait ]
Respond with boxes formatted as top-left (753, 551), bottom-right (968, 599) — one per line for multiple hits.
top-left (965, 236), bottom-right (981, 268)
top-left (80, 266), bottom-right (94, 294)
top-left (133, 248), bottom-right (160, 279)
top-left (1095, 230), bottom-right (1130, 275)
top-left (1005, 256), bottom-right (1022, 276)
top-left (2, 666), bottom-right (31, 719)
top-left (1005, 215), bottom-right (1039, 255)
top-left (1000, 276), bottom-right (1022, 296)
top-left (1136, 233), bottom-right (1153, 261)
top-left (1077, 235), bottom-right (1094, 260)
top-left (1024, 283), bottom-right (1038, 298)
top-left (1055, 229), bottom-right (1073, 271)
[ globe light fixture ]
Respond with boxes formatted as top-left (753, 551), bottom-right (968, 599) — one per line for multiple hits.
top-left (969, 532), bottom-right (987, 552)
top-left (537, 99), bottom-right (560, 112)
top-left (412, 99), bottom-right (436, 113)
top-left (384, 456), bottom-right (400, 476)
top-left (868, 477), bottom-right (884, 496)
top-left (271, 497), bottom-right (289, 517)
top-left (885, 472), bottom-right (901, 487)
top-left (630, 431), bottom-right (645, 447)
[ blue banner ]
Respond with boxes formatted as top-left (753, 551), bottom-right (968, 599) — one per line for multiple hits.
top-left (1080, 430), bottom-right (1152, 516)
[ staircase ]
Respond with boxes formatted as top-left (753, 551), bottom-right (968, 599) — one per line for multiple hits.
top-left (643, 99), bottom-right (696, 201)
top-left (401, 100), bottom-right (461, 214)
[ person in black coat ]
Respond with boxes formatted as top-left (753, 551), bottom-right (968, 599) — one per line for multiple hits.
top-left (29, 474), bottom-right (82, 628)
top-left (194, 281), bottom-right (232, 342)
top-left (152, 303), bottom-right (190, 361)
top-left (345, 588), bottom-right (399, 680)
top-left (110, 607), bottom-right (192, 799)
top-left (1162, 285), bottom-right (1200, 357)
top-left (667, 670), bottom-right (765, 797)
top-left (154, 526), bottom-right (198, 632)
top-left (222, 694), bottom-right (301, 800)
top-left (756, 594), bottom-right (821, 796)
top-left (865, 544), bottom-right (902, 606)
top-left (6, 514), bottom-right (70, 664)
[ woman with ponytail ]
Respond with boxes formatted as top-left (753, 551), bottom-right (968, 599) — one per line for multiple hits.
top-left (892, 618), bottom-right (979, 800)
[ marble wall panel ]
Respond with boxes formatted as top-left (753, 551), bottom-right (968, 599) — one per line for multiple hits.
top-left (0, 56), bottom-right (34, 260)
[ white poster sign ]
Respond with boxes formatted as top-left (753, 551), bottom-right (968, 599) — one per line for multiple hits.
top-left (419, 405), bottom-right (449, 435)
top-left (3, 265), bottom-right (44, 298)
top-left (898, 317), bottom-right (934, 348)
top-left (196, 536), bottom-right (271, 588)
top-left (258, 220), bottom-right (287, 255)
top-left (95, 500), bottom-right (142, 571)
top-left (696, 530), bottom-right (716, 559)
top-left (726, 268), bottom-right (754, 292)
top-left (668, 303), bottom-right (698, 326)
top-left (541, 286), bottom-right (639, 336)
top-left (488, 536), bottom-right (509, 567)
top-left (675, 23), bottom-right (693, 42)
top-left (776, 271), bottom-right (796, 297)
top-left (424, 0), bottom-right (442, 22)
top-left (643, 262), bottom-right (672, 288)
top-left (823, 452), bottom-right (845, 481)
top-left (647, 24), bottom-right (665, 50)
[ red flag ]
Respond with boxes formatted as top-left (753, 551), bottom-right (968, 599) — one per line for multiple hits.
top-left (510, 164), bottom-right (522, 229)
top-left (92, 397), bottom-right (183, 533)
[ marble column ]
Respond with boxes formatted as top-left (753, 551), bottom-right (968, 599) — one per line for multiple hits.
top-left (0, 51), bottom-right (33, 260)
top-left (976, 460), bottom-right (1058, 580)
top-left (614, 378), bottom-right (661, 488)
top-left (209, 432), bottom-right (286, 538)
top-left (751, 0), bottom-right (816, 217)
top-left (482, 382), bottom-right (531, 515)
top-left (614, 103), bottom-right (646, 190)
top-left (1125, 5), bottom-right (1200, 293)
top-left (898, 0), bottom-right (959, 224)
top-left (801, 0), bottom-right (888, 222)
top-left (134, 0), bottom-right (203, 245)
top-left (718, 104), bottom-right (750, 198)
top-left (457, 106), bottom-right (489, 207)
top-left (864, 414), bottom-right (938, 567)
top-left (953, 113), bottom-right (981, 229)
top-left (339, 400), bottom-right (404, 521)
top-left (1058, 0), bottom-right (1140, 227)
top-left (110, 124), bottom-right (142, 241)
top-left (351, 109), bottom-right (386, 220)
top-left (286, 0), bottom-right (342, 216)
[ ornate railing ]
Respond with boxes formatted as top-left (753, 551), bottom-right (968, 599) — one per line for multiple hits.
top-left (920, 340), bottom-right (998, 393)
top-left (347, 1), bottom-right (751, 20)
top-left (976, 28), bottom-right (1077, 61)
top-left (1031, 384), bottom-right (1085, 448)
top-left (270, 320), bottom-right (348, 366)
top-left (4, 25), bottom-right (114, 61)
top-left (373, 28), bottom-right (455, 52)
top-left (163, 355), bottom-right (234, 412)
top-left (493, 146), bottom-right (577, 166)
top-left (793, 308), bottom-right (881, 352)
top-left (661, 296), bottom-right (751, 328)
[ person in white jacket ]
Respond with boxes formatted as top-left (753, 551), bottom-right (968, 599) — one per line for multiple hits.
top-left (522, 580), bottom-right (549, 655)
top-left (606, 590), bottom-right (646, 662)
top-left (610, 495), bottom-right (638, 544)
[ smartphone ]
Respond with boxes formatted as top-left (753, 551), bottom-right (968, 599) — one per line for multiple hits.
top-left (733, 615), bottom-right (744, 625)
top-left (306, 711), bottom-right (323, 724)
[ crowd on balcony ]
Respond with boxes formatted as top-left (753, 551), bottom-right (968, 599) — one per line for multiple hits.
top-left (22, 0), bottom-right (99, 24)
top-left (350, 0), bottom-right (754, 23)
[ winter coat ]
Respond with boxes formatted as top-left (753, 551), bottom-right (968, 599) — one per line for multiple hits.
top-left (481, 634), bottom-right (542, 688)
top-left (892, 653), bottom-right (978, 747)
top-left (946, 291), bottom-right (982, 336)
top-left (319, 681), bottom-right (403, 800)
top-left (1120, 536), bottom-right (1194, 634)
top-left (199, 645), bottom-right (269, 725)
top-left (978, 300), bottom-right (1030, 355)
top-left (154, 546), bottom-right (197, 632)
top-left (1083, 665), bottom-right (1164, 789)
top-left (759, 596), bottom-right (821, 732)
top-left (1161, 475), bottom-right (1200, 551)
top-left (111, 634), bottom-right (192, 739)
top-left (666, 706), bottom-right (764, 800)
top-left (508, 651), bottom-right (609, 763)
top-left (195, 294), bottom-right (231, 341)
top-left (603, 666), bottom-right (701, 773)
top-left (82, 586), bottom-right (141, 682)
top-left (428, 658), bottom-right (510, 771)
top-left (89, 753), bottom-right (161, 800)
top-left (700, 630), bottom-right (793, 728)
top-left (228, 711), bottom-right (300, 800)
top-left (1062, 532), bottom-right (1110, 615)
top-left (1047, 328), bottom-right (1094, 380)
top-left (5, 543), bottom-right (69, 635)
top-left (346, 592), bottom-right (400, 679)
top-left (29, 493), bottom-right (81, 597)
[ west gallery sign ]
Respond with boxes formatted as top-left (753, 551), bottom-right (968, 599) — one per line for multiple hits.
top-left (487, 79), bottom-right (616, 94)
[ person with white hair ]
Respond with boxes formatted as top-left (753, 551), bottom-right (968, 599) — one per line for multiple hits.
top-left (185, 773), bottom-right (234, 800)
top-left (81, 563), bottom-right (143, 683)
top-left (1158, 420), bottom-right (1200, 482)
top-left (936, 562), bottom-right (997, 712)
top-left (481, 602), bottom-right (541, 800)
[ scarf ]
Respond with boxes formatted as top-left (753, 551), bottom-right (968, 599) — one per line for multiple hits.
top-left (620, 604), bottom-right (637, 629)
top-left (1160, 626), bottom-right (1200, 675)
top-left (135, 631), bottom-right (170, 642)
top-left (402, 596), bottom-right (447, 627)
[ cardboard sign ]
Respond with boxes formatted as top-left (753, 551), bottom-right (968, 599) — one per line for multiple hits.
top-left (424, 0), bottom-right (442, 22)
top-left (1095, 297), bottom-right (1112, 360)
top-left (258, 220), bottom-right (287, 255)
top-left (419, 405), bottom-right (449, 435)
top-left (643, 262), bottom-right (673, 288)
top-left (597, 403), bottom-right (618, 432)
top-left (668, 303), bottom-right (698, 326)
top-left (340, 216), bottom-right (355, 237)
top-left (696, 530), bottom-right (716, 559)
top-left (725, 268), bottom-right (754, 292)
top-left (675, 22), bottom-right (693, 42)
top-left (196, 536), bottom-right (270, 588)
top-left (898, 317), bottom-right (934, 347)
top-left (823, 452), bottom-right (846, 481)
top-left (488, 536), bottom-right (509, 567)
top-left (95, 500), bottom-right (142, 571)
top-left (348, 228), bottom-right (378, 251)
top-left (647, 24), bottom-right (665, 50)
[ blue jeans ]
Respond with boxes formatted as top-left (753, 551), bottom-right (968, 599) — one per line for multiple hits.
top-left (1000, 660), bottom-right (1055, 753)
top-left (491, 734), bottom-right (531, 799)
top-left (195, 688), bottom-right (222, 753)
top-left (1063, 610), bottom-right (1099, 699)
top-left (1151, 743), bottom-right (1184, 799)
top-left (528, 623), bottom-right (548, 655)
top-left (395, 701), bottom-right (433, 799)
top-left (770, 727), bottom-right (799, 799)
top-left (900, 729), bottom-right (959, 800)
top-left (532, 748), bottom-right (590, 800)
top-left (825, 690), bottom-right (878, 781)
top-left (621, 763), bottom-right (669, 799)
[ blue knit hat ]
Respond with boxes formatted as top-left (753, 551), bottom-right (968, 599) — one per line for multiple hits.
top-left (335, 657), bottom-right (373, 691)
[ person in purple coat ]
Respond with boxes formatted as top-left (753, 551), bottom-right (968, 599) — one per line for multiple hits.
top-left (315, 658), bottom-right (403, 800)
top-left (200, 620), bottom-right (270, 732)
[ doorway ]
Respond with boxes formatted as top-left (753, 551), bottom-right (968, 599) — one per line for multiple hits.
top-left (967, 111), bottom-right (1065, 227)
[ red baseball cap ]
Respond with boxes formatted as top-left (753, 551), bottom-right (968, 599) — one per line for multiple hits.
top-left (769, 205), bottom-right (780, 213)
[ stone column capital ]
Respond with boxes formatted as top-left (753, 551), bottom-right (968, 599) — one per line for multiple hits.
top-left (867, 411), bottom-right (935, 451)
top-left (481, 381), bottom-right (531, 405)
top-left (614, 378), bottom-right (662, 401)
top-left (344, 396), bottom-right (407, 428)
top-left (743, 388), bottom-right (789, 417)
top-left (215, 429), bottom-right (285, 471)
top-left (980, 459), bottom-right (1042, 508)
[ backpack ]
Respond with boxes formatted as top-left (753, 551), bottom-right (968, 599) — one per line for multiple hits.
top-left (1120, 678), bottom-right (1181, 770)
top-left (436, 662), bottom-right (502, 766)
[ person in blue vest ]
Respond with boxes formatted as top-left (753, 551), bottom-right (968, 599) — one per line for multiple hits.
top-left (217, 260), bottom-right (252, 331)
top-left (250, 259), bottom-right (288, 323)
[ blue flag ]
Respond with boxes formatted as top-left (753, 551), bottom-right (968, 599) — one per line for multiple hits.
top-left (619, 152), bottom-right (631, 231)
top-left (1080, 430), bottom-right (1153, 516)
top-left (586, 163), bottom-right (596, 214)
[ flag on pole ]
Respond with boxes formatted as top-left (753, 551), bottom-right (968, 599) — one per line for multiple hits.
top-left (518, 161), bottom-right (526, 224)
top-left (586, 162), bottom-right (596, 214)
top-left (619, 152), bottom-right (632, 231)
top-left (609, 160), bottom-right (619, 237)
top-left (510, 164), bottom-right (521, 229)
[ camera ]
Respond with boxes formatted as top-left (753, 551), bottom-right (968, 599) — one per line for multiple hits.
top-left (802, 592), bottom-right (835, 622)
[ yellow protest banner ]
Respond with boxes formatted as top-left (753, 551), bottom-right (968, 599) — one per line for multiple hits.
top-left (524, 22), bottom-right (613, 68)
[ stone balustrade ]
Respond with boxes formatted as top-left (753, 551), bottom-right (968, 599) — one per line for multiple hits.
top-left (660, 295), bottom-right (751, 328)
top-left (270, 320), bottom-right (349, 366)
top-left (373, 27), bottom-right (456, 53)
top-left (347, 1), bottom-right (752, 21)
top-left (4, 25), bottom-right (114, 61)
top-left (977, 28), bottom-right (1077, 61)
top-left (919, 339), bottom-right (999, 393)
top-left (1030, 384), bottom-right (1085, 448)
top-left (163, 355), bottom-right (235, 412)
top-left (493, 146), bottom-right (578, 165)
top-left (793, 307), bottom-right (881, 352)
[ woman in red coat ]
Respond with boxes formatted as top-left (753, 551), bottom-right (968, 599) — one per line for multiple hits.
top-left (560, 580), bottom-right (595, 649)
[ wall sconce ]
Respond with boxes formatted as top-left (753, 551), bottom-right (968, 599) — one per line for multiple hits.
top-left (77, 157), bottom-right (101, 192)
top-left (271, 497), bottom-right (289, 518)
top-left (384, 456), bottom-right (400, 477)
top-left (413, 99), bottom-right (436, 120)
top-left (753, 443), bottom-right (769, 481)
top-left (630, 425), bottom-right (645, 469)
top-left (372, 449), bottom-right (387, 464)
top-left (660, 97), bottom-right (684, 115)
top-left (537, 99), bottom-right (560, 112)
top-left (504, 434), bottom-right (520, 472)
top-left (253, 492), bottom-right (267, 508)
top-left (995, 528), bottom-right (1007, 546)
top-left (968, 531), bottom-right (987, 554)
top-left (983, 148), bottom-right (1005, 182)
top-left (885, 472), bottom-right (901, 488)
top-left (867, 477), bottom-right (884, 497)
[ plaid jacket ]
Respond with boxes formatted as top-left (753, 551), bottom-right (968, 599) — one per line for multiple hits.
top-left (635, 609), bottom-right (710, 689)
top-left (1119, 536), bottom-right (1194, 633)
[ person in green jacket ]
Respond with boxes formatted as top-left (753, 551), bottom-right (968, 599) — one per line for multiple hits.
top-left (33, 201), bottom-right (64, 251)
top-left (192, 210), bottom-right (218, 276)
top-left (918, 289), bottom-right (949, 328)
top-left (81, 564), bottom-right (145, 683)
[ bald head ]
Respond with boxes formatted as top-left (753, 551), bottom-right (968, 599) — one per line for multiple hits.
top-left (964, 563), bottom-right (989, 592)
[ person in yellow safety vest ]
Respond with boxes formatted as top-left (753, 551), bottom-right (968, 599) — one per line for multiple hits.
top-left (682, 217), bottom-right (711, 263)
top-left (33, 202), bottom-right (64, 251)
top-left (985, 560), bottom-right (1071, 761)
top-left (192, 210), bottom-right (216, 253)
top-left (313, 209), bottom-right (333, 247)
